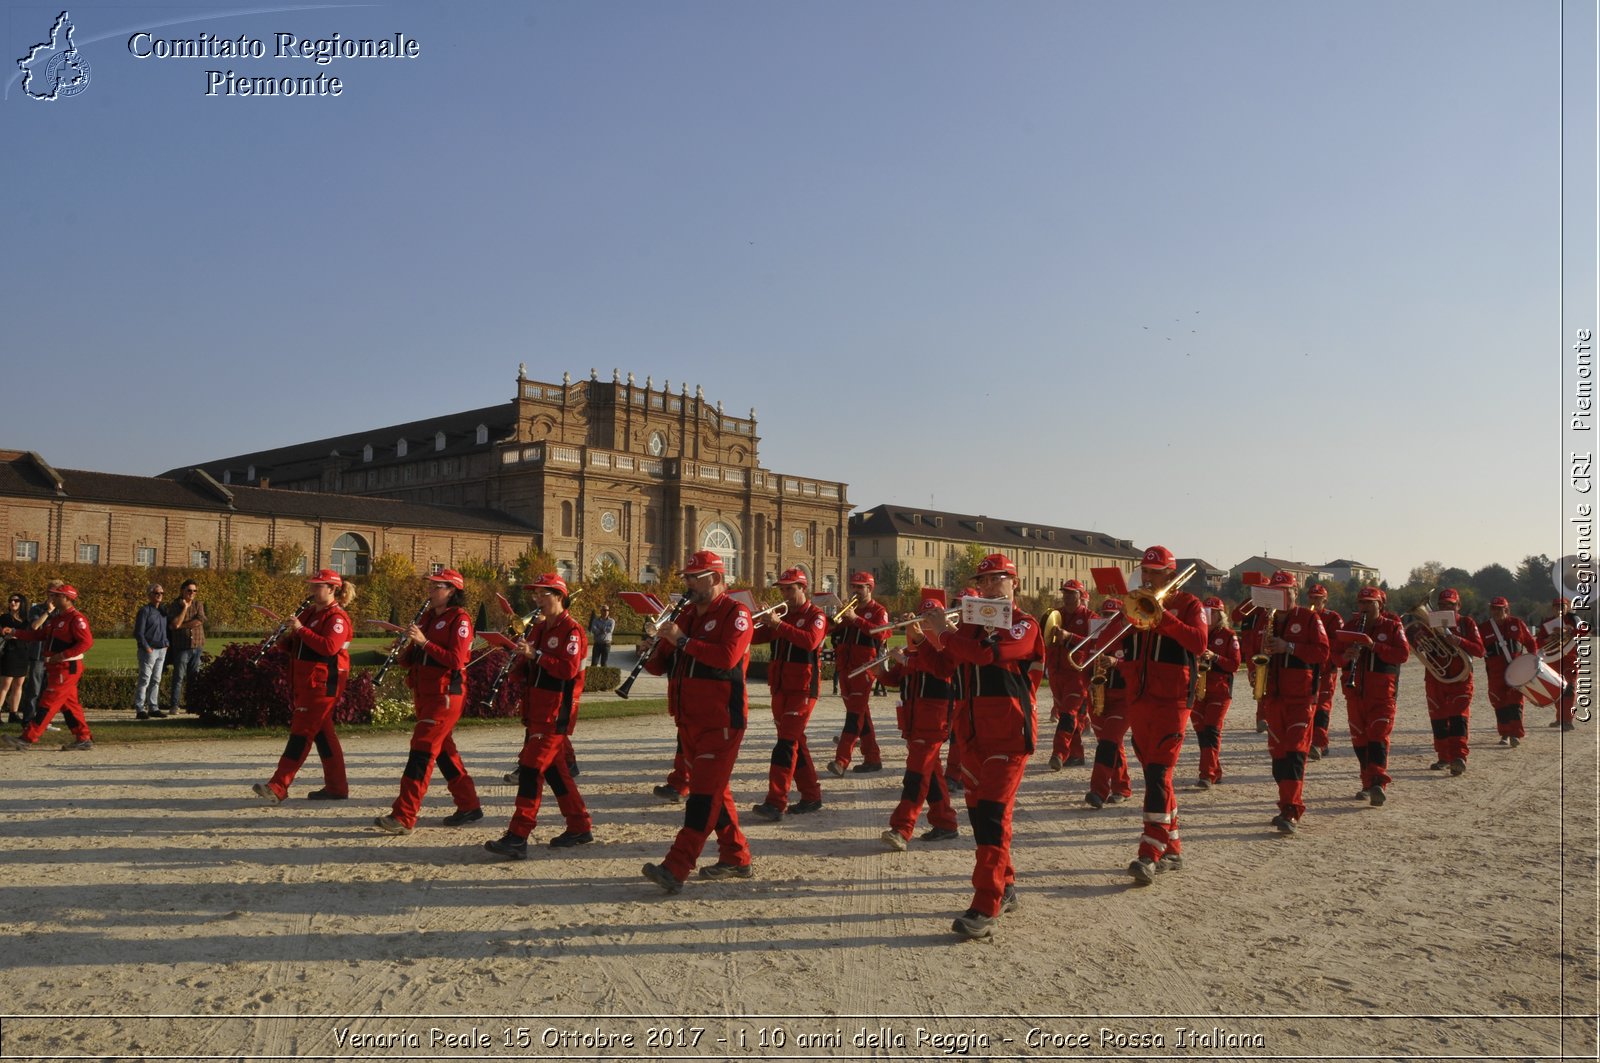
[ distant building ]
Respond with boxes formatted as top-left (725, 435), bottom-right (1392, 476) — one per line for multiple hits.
top-left (1230, 555), bottom-right (1335, 587)
top-left (175, 368), bottom-right (851, 588)
top-left (1174, 557), bottom-right (1229, 593)
top-left (847, 504), bottom-right (1142, 596)
top-left (1320, 558), bottom-right (1383, 586)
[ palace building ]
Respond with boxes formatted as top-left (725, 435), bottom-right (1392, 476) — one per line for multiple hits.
top-left (174, 368), bottom-right (852, 589)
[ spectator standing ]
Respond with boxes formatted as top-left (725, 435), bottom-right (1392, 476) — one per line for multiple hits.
top-left (17, 581), bottom-right (60, 729)
top-left (1, 595), bottom-right (30, 723)
top-left (588, 606), bottom-right (616, 667)
top-left (133, 584), bottom-right (169, 719)
top-left (167, 580), bottom-right (208, 712)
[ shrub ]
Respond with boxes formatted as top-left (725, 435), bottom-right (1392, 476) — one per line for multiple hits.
top-left (584, 665), bottom-right (621, 692)
top-left (185, 642), bottom-right (375, 727)
top-left (75, 669), bottom-right (174, 709)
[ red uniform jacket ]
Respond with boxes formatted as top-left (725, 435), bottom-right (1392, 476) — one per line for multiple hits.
top-left (1259, 606), bottom-right (1329, 700)
top-left (1312, 607), bottom-right (1343, 695)
top-left (1540, 610), bottom-right (1589, 671)
top-left (1234, 602), bottom-right (1266, 661)
top-left (1480, 615), bottom-right (1537, 704)
top-left (751, 599), bottom-right (827, 698)
top-left (645, 592), bottom-right (754, 730)
top-left (402, 605), bottom-right (474, 696)
top-left (1115, 590), bottom-right (1208, 705)
top-left (881, 641), bottom-right (958, 741)
top-left (9, 607), bottom-right (93, 684)
top-left (833, 601), bottom-right (890, 669)
top-left (1042, 605), bottom-right (1095, 707)
top-left (1339, 612), bottom-right (1409, 696)
top-left (938, 612), bottom-right (1043, 756)
top-left (1201, 626), bottom-right (1241, 702)
top-left (520, 610), bottom-right (586, 733)
top-left (286, 603), bottom-right (351, 700)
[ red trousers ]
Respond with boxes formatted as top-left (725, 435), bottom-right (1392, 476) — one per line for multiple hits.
top-left (1311, 679), bottom-right (1336, 751)
top-left (1425, 677), bottom-right (1472, 762)
top-left (389, 692), bottom-right (479, 828)
top-left (958, 744), bottom-right (1027, 918)
top-left (1190, 690), bottom-right (1231, 784)
top-left (1087, 694), bottom-right (1132, 800)
top-left (1050, 691), bottom-right (1089, 762)
top-left (663, 735), bottom-right (692, 795)
top-left (508, 731), bottom-right (590, 838)
top-left (1557, 657), bottom-right (1579, 725)
top-left (1262, 694), bottom-right (1314, 820)
top-left (662, 722), bottom-right (750, 880)
top-left (944, 727), bottom-right (963, 785)
top-left (765, 693), bottom-right (821, 811)
top-left (888, 734), bottom-right (959, 838)
top-left (834, 689), bottom-right (882, 766)
top-left (1342, 678), bottom-right (1395, 792)
top-left (21, 667), bottom-right (90, 743)
top-left (267, 695), bottom-right (347, 799)
top-left (1129, 698), bottom-right (1189, 862)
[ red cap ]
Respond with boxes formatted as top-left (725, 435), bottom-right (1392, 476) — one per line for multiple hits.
top-left (1100, 597), bottom-right (1123, 614)
top-left (1357, 586), bottom-right (1386, 603)
top-left (958, 586), bottom-right (979, 600)
top-left (429, 568), bottom-right (465, 590)
top-left (524, 572), bottom-right (569, 596)
top-left (919, 587), bottom-right (947, 612)
top-left (848, 571), bottom-right (876, 588)
top-left (1554, 596), bottom-right (1571, 609)
top-left (1140, 545), bottom-right (1176, 570)
top-left (1307, 582), bottom-right (1328, 598)
top-left (307, 569), bottom-right (343, 588)
top-left (1268, 571), bottom-right (1298, 588)
top-left (1438, 588), bottom-right (1459, 605)
top-left (975, 553), bottom-right (1017, 579)
top-left (683, 551), bottom-right (725, 577)
top-left (51, 583), bottom-right (78, 601)
top-left (1061, 579), bottom-right (1086, 595)
top-left (1203, 595), bottom-right (1224, 609)
top-left (774, 567), bottom-right (808, 587)
top-left (1489, 596), bottom-right (1510, 608)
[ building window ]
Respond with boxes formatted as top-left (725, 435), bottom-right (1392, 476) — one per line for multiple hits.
top-left (701, 521), bottom-right (740, 581)
top-left (330, 533), bottom-right (371, 577)
top-left (191, 550), bottom-right (211, 569)
top-left (363, 444), bottom-right (373, 463)
top-left (430, 562), bottom-right (446, 575)
top-left (247, 464), bottom-right (256, 481)
top-left (601, 511), bottom-right (618, 534)
top-left (825, 529), bottom-right (836, 557)
top-left (561, 501), bottom-right (574, 537)
top-left (135, 547), bottom-right (157, 567)
top-left (396, 439), bottom-right (408, 458)
top-left (77, 544), bottom-right (100, 564)
top-left (435, 431), bottom-right (446, 451)
top-left (293, 556), bottom-right (307, 575)
top-left (476, 424), bottom-right (489, 445)
top-left (15, 540), bottom-right (38, 563)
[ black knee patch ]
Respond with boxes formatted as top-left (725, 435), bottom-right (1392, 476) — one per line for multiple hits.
top-left (770, 738), bottom-right (795, 770)
top-left (543, 765), bottom-right (569, 798)
top-left (928, 773), bottom-right (948, 804)
top-left (313, 732), bottom-right (336, 760)
top-left (842, 713), bottom-right (862, 737)
top-left (1055, 714), bottom-right (1075, 735)
top-left (1095, 740), bottom-right (1119, 768)
top-left (1143, 762), bottom-right (1171, 815)
top-left (716, 805), bottom-right (733, 832)
top-left (402, 748), bottom-right (432, 781)
top-left (1313, 709), bottom-right (1330, 730)
top-left (438, 754), bottom-right (462, 781)
top-left (517, 769), bottom-right (543, 800)
top-left (1443, 715), bottom-right (1468, 739)
top-left (684, 792), bottom-right (714, 832)
top-left (1285, 751), bottom-right (1306, 780)
top-left (900, 770), bottom-right (924, 802)
top-left (1430, 717), bottom-right (1450, 740)
top-left (1354, 745), bottom-right (1370, 769)
top-left (1494, 706), bottom-right (1521, 726)
top-left (970, 798), bottom-right (1005, 847)
top-left (1196, 725), bottom-right (1219, 749)
top-left (1367, 740), bottom-right (1388, 769)
top-left (285, 734), bottom-right (310, 762)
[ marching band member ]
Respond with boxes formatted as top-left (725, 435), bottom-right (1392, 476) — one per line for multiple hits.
top-left (253, 570), bottom-right (354, 802)
top-left (1192, 596), bottom-right (1240, 788)
top-left (1083, 597), bottom-right (1133, 808)
top-left (749, 568), bottom-right (828, 821)
top-left (1540, 597), bottom-right (1588, 731)
top-left (941, 586), bottom-right (980, 798)
top-left (926, 553), bottom-right (1042, 939)
top-left (1420, 588), bottom-right (1484, 774)
top-left (1117, 546), bottom-right (1206, 884)
top-left (1480, 596), bottom-right (1538, 746)
top-left (1233, 598), bottom-right (1269, 733)
top-left (374, 569), bottom-right (481, 834)
top-left (484, 573), bottom-right (592, 858)
top-left (1339, 586), bottom-right (1408, 805)
top-left (641, 551), bottom-right (755, 891)
top-left (1306, 583), bottom-right (1343, 760)
top-left (875, 595), bottom-right (961, 851)
top-left (0, 583), bottom-right (94, 751)
top-left (1256, 571), bottom-right (1329, 834)
top-left (1043, 580), bottom-right (1094, 770)
top-left (829, 572), bottom-right (890, 774)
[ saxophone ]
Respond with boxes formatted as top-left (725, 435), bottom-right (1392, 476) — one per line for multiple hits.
top-left (1251, 608), bottom-right (1276, 702)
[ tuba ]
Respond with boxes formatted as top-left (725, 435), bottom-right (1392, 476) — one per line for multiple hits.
top-left (1404, 594), bottom-right (1471, 683)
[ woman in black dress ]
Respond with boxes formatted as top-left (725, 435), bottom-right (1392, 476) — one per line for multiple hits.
top-left (0, 595), bottom-right (30, 723)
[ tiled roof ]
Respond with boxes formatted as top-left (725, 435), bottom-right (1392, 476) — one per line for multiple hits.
top-left (849, 503), bottom-right (1140, 558)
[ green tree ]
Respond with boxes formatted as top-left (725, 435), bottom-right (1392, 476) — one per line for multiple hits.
top-left (244, 541), bottom-right (306, 577)
top-left (1516, 554), bottom-right (1554, 602)
top-left (945, 543), bottom-right (988, 592)
top-left (1405, 561), bottom-right (1445, 588)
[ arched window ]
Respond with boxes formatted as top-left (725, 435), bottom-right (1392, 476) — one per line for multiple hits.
top-left (822, 573), bottom-right (837, 594)
top-left (246, 464), bottom-right (256, 482)
top-left (595, 552), bottom-right (624, 577)
top-left (558, 559), bottom-right (578, 585)
top-left (476, 424), bottom-right (489, 445)
top-left (825, 528), bottom-right (836, 557)
top-left (701, 521), bottom-right (739, 581)
top-left (362, 444), bottom-right (373, 463)
top-left (396, 438), bottom-right (408, 458)
top-left (560, 501), bottom-right (574, 537)
top-left (435, 431), bottom-right (446, 451)
top-left (330, 533), bottom-right (371, 577)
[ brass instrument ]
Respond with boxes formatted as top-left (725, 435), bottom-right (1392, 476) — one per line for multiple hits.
top-left (616, 591), bottom-right (692, 699)
top-left (848, 642), bottom-right (908, 680)
top-left (1540, 625), bottom-right (1576, 663)
top-left (1089, 656), bottom-right (1110, 715)
top-left (1122, 563), bottom-right (1200, 630)
top-left (829, 594), bottom-right (861, 624)
top-left (1404, 593), bottom-right (1470, 684)
top-left (1041, 609), bottom-right (1064, 646)
top-left (750, 601), bottom-right (789, 626)
top-left (871, 608), bottom-right (961, 635)
top-left (1250, 608), bottom-right (1276, 702)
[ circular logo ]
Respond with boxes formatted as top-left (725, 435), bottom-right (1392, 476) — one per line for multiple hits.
top-left (704, 619), bottom-right (718, 632)
top-left (546, 636), bottom-right (559, 649)
top-left (1290, 623), bottom-right (1302, 634)
top-left (1377, 634), bottom-right (1388, 642)
top-left (1009, 623), bottom-right (1027, 640)
top-left (46, 50), bottom-right (91, 98)
top-left (434, 620), bottom-right (447, 630)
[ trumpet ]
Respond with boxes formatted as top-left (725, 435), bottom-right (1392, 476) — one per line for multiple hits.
top-left (829, 594), bottom-right (861, 624)
top-left (751, 601), bottom-right (789, 626)
top-left (1404, 594), bottom-right (1470, 684)
top-left (870, 608), bottom-right (961, 635)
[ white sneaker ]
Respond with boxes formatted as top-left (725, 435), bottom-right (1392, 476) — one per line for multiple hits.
top-left (252, 783), bottom-right (281, 805)
top-left (880, 829), bottom-right (908, 852)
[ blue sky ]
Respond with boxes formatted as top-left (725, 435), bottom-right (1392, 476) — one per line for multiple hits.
top-left (3, 1), bottom-right (1592, 585)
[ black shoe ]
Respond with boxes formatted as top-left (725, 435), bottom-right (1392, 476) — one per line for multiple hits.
top-left (1255, 719), bottom-right (1269, 733)
top-left (1271, 814), bottom-right (1298, 835)
top-left (148, 709), bottom-right (167, 719)
top-left (651, 784), bottom-right (683, 803)
top-left (952, 909), bottom-right (996, 939)
top-left (1561, 722), bottom-right (1577, 732)
top-left (826, 759), bottom-right (847, 777)
top-left (1510, 736), bottom-right (1521, 748)
top-left (945, 778), bottom-right (964, 794)
top-left (484, 832), bottom-right (529, 860)
top-left (1128, 857), bottom-right (1157, 886)
top-left (442, 807), bottom-right (483, 826)
top-left (1354, 787), bottom-right (1372, 801)
top-left (1047, 754), bottom-right (1064, 772)
top-left (698, 861), bottom-right (753, 880)
top-left (1001, 885), bottom-right (1020, 913)
top-left (1107, 793), bottom-right (1130, 804)
top-left (1307, 745), bottom-right (1322, 762)
top-left (548, 830), bottom-right (593, 848)
top-left (749, 802), bottom-right (784, 822)
top-left (1429, 760), bottom-right (1447, 770)
top-left (1369, 786), bottom-right (1387, 807)
top-left (920, 826), bottom-right (959, 842)
top-left (1084, 791), bottom-right (1105, 809)
top-left (503, 766), bottom-right (524, 784)
top-left (850, 761), bottom-right (884, 774)
top-left (1449, 758), bottom-right (1467, 776)
top-left (642, 862), bottom-right (683, 893)
top-left (1157, 852), bottom-right (1185, 873)
top-left (789, 799), bottom-right (823, 814)
top-left (307, 789), bottom-right (348, 801)
top-left (135, 711), bottom-right (148, 720)
top-left (1194, 778), bottom-right (1212, 790)
top-left (1064, 755), bottom-right (1086, 767)
top-left (1498, 736), bottom-right (1510, 746)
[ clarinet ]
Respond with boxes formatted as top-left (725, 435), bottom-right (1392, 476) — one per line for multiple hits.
top-left (482, 607), bottom-right (543, 710)
top-left (251, 596), bottom-right (314, 667)
top-left (616, 592), bottom-right (692, 699)
top-left (374, 599), bottom-right (430, 686)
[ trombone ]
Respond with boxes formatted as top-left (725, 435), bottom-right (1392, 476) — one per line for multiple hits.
top-left (1071, 563), bottom-right (1201, 672)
